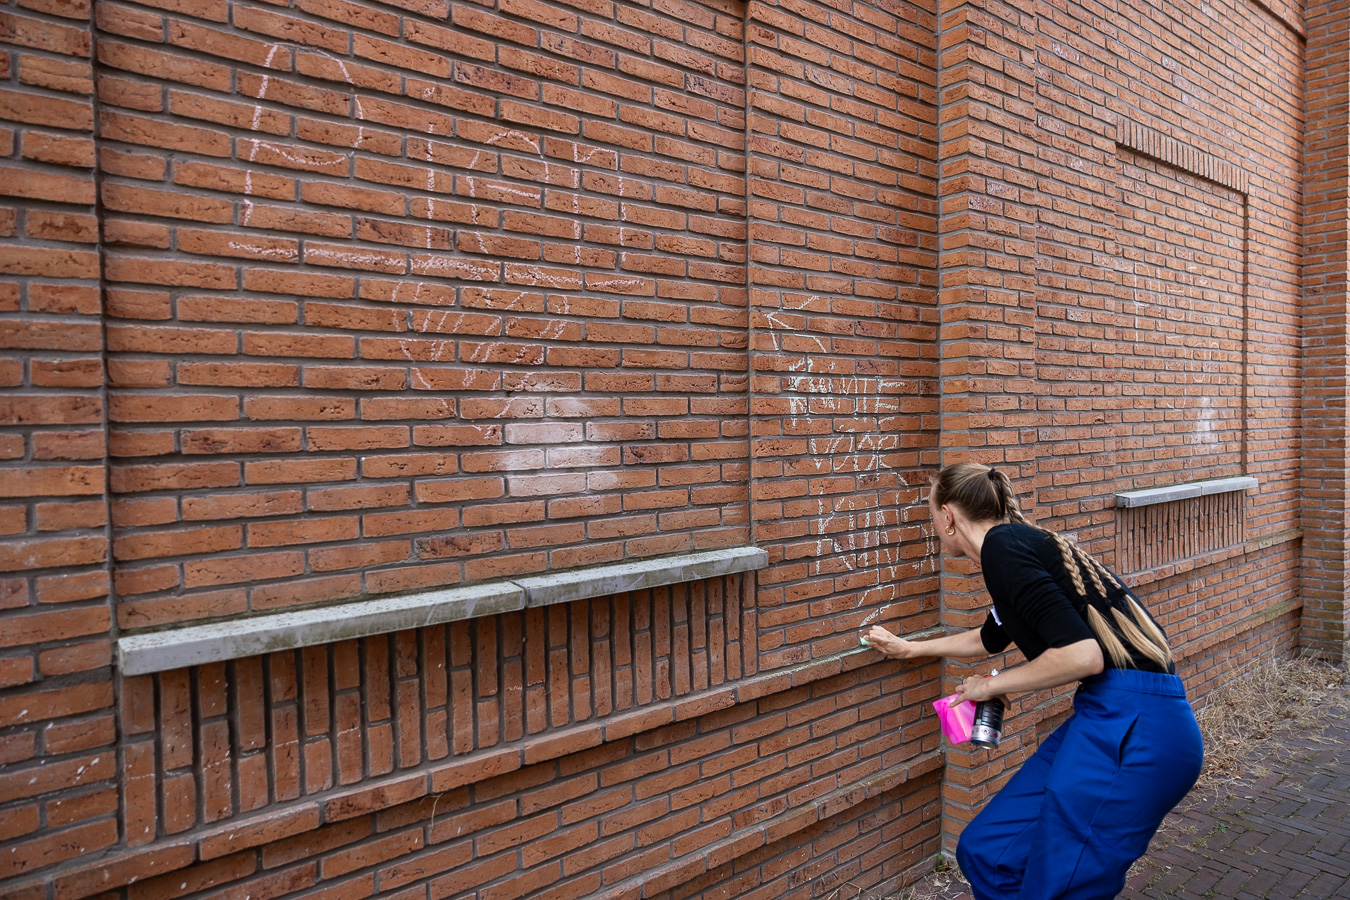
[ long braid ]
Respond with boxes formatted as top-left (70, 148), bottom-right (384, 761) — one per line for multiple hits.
top-left (983, 466), bottom-right (1172, 670)
top-left (1112, 606), bottom-right (1173, 669)
top-left (1053, 533), bottom-right (1133, 667)
top-left (1048, 531), bottom-right (1089, 599)
top-left (1076, 545), bottom-right (1114, 600)
top-left (1087, 606), bottom-right (1135, 669)
top-left (1086, 552), bottom-right (1173, 668)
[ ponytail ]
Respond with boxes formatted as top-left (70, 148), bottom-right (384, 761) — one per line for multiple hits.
top-left (933, 463), bottom-right (1174, 670)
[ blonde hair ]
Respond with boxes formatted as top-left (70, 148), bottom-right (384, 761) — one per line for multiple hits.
top-left (932, 463), bottom-right (1173, 670)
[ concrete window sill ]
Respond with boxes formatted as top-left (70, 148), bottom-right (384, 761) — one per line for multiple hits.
top-left (1113, 476), bottom-right (1258, 508)
top-left (117, 546), bottom-right (769, 676)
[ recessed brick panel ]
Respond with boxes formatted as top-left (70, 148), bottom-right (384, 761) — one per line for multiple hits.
top-left (1112, 151), bottom-right (1246, 483)
top-left (100, 0), bottom-right (752, 629)
top-left (746, 0), bottom-right (941, 670)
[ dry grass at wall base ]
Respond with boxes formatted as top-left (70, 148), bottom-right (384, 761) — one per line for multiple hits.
top-left (1191, 653), bottom-right (1350, 790)
top-left (818, 654), bottom-right (1350, 900)
top-left (1125, 653), bottom-right (1350, 881)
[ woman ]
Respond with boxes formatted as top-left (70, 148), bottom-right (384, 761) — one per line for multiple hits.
top-left (865, 463), bottom-right (1203, 900)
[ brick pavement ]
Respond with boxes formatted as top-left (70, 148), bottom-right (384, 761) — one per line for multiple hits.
top-left (905, 704), bottom-right (1350, 900)
top-left (1122, 704), bottom-right (1350, 900)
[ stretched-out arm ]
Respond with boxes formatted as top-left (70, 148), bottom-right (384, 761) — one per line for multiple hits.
top-left (863, 624), bottom-right (988, 661)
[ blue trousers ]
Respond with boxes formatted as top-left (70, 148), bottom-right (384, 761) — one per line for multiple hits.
top-left (956, 669), bottom-right (1204, 900)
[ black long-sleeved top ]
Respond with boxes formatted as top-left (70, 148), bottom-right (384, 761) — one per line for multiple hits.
top-left (978, 523), bottom-right (1174, 674)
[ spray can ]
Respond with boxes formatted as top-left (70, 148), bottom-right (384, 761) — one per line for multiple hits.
top-left (970, 670), bottom-right (1004, 750)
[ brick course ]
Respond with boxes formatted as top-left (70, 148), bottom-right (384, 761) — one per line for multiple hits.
top-left (0, 0), bottom-right (1335, 894)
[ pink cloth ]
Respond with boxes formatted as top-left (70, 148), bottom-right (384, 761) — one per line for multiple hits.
top-left (933, 695), bottom-right (976, 745)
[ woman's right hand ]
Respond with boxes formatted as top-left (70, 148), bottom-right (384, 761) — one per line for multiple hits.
top-left (862, 626), bottom-right (917, 660)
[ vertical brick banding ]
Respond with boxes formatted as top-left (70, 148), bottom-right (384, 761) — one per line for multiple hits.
top-left (1115, 493), bottom-right (1246, 577)
top-left (1301, 0), bottom-right (1350, 662)
top-left (1116, 116), bottom-right (1250, 194)
top-left (0, 0), bottom-right (118, 882)
top-left (935, 0), bottom-right (1041, 848)
top-left (121, 576), bottom-right (751, 839)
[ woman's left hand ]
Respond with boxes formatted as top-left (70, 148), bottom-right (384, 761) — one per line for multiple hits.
top-left (946, 641), bottom-right (1103, 706)
top-left (950, 673), bottom-right (1001, 706)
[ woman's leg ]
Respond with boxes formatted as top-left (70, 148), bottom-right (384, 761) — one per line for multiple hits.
top-left (956, 722), bottom-right (1069, 900)
top-left (1017, 680), bottom-right (1203, 900)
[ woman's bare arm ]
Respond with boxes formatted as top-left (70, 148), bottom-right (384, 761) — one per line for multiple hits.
top-left (863, 624), bottom-right (988, 661)
top-left (950, 638), bottom-right (1104, 704)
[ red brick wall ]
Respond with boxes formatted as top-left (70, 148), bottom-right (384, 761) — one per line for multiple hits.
top-left (97, 0), bottom-right (752, 631)
top-left (0, 0), bottom-right (119, 882)
top-left (1301, 0), bottom-right (1350, 662)
top-left (0, 0), bottom-right (1324, 894)
top-left (744, 0), bottom-right (939, 665)
top-left (933, 0), bottom-right (1044, 840)
top-left (927, 0), bottom-right (1309, 849)
top-left (1066, 0), bottom-right (1306, 702)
